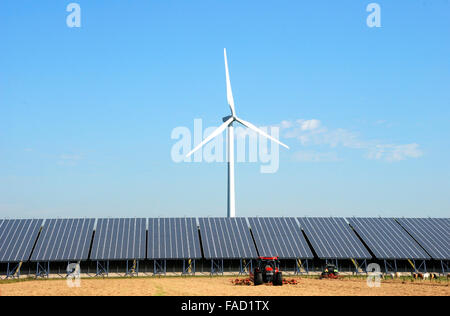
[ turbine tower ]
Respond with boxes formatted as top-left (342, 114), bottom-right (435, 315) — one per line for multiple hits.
top-left (186, 49), bottom-right (289, 218)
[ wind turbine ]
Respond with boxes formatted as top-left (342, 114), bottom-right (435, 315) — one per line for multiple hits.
top-left (186, 49), bottom-right (289, 218)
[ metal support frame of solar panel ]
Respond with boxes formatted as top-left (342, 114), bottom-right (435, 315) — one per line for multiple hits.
top-left (90, 218), bottom-right (146, 260)
top-left (396, 218), bottom-right (450, 260)
top-left (0, 219), bottom-right (43, 263)
top-left (30, 218), bottom-right (95, 262)
top-left (347, 217), bottom-right (430, 260)
top-left (297, 217), bottom-right (371, 260)
top-left (248, 217), bottom-right (313, 259)
top-left (198, 218), bottom-right (258, 259)
top-left (148, 218), bottom-right (202, 259)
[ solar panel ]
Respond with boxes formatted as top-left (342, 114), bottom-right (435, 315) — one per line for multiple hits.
top-left (90, 218), bottom-right (146, 260)
top-left (248, 217), bottom-right (313, 259)
top-left (396, 218), bottom-right (450, 260)
top-left (198, 218), bottom-right (258, 259)
top-left (297, 217), bottom-right (371, 259)
top-left (148, 218), bottom-right (202, 259)
top-left (347, 218), bottom-right (431, 260)
top-left (31, 218), bottom-right (95, 262)
top-left (0, 219), bottom-right (43, 263)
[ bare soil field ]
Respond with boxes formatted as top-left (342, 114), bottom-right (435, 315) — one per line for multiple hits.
top-left (0, 276), bottom-right (448, 296)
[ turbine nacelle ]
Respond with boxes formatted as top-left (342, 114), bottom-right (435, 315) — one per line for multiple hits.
top-left (222, 115), bottom-right (234, 123)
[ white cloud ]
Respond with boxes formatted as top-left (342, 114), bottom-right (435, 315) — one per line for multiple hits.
top-left (367, 143), bottom-right (423, 162)
top-left (297, 119), bottom-right (321, 131)
top-left (323, 128), bottom-right (364, 149)
top-left (280, 119), bottom-right (423, 162)
top-left (280, 120), bottom-right (293, 129)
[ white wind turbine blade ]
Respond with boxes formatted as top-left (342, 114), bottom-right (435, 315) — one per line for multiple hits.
top-left (235, 117), bottom-right (290, 149)
top-left (186, 117), bottom-right (234, 158)
top-left (224, 48), bottom-right (236, 117)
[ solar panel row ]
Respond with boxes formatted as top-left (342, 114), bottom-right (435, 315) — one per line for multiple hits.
top-left (298, 217), bottom-right (371, 259)
top-left (90, 218), bottom-right (146, 260)
top-left (396, 218), bottom-right (450, 260)
top-left (0, 219), bottom-right (43, 263)
top-left (148, 218), bottom-right (202, 259)
top-left (199, 218), bottom-right (258, 259)
top-left (347, 217), bottom-right (430, 260)
top-left (1, 217), bottom-right (448, 263)
top-left (248, 217), bottom-right (314, 259)
top-left (31, 218), bottom-right (95, 262)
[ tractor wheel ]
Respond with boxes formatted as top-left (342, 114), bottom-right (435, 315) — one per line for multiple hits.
top-left (254, 272), bottom-right (263, 286)
top-left (273, 272), bottom-right (283, 286)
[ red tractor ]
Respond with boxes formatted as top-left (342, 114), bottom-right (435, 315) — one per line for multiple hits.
top-left (253, 257), bottom-right (283, 286)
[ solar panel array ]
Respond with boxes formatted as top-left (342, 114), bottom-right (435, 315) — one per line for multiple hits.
top-left (396, 218), bottom-right (450, 260)
top-left (31, 218), bottom-right (95, 262)
top-left (148, 218), bottom-right (202, 259)
top-left (298, 217), bottom-right (371, 259)
top-left (1, 217), bottom-right (449, 263)
top-left (248, 217), bottom-right (313, 259)
top-left (199, 218), bottom-right (258, 259)
top-left (91, 218), bottom-right (146, 260)
top-left (0, 219), bottom-right (43, 263)
top-left (347, 217), bottom-right (430, 260)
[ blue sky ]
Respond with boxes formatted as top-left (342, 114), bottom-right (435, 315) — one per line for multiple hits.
top-left (0, 1), bottom-right (449, 219)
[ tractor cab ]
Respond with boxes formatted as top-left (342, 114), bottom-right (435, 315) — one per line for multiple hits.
top-left (321, 264), bottom-right (339, 279)
top-left (253, 257), bottom-right (283, 286)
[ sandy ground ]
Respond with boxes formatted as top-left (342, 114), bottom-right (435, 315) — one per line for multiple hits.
top-left (0, 277), bottom-right (448, 296)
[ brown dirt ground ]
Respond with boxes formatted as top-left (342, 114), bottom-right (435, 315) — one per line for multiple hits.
top-left (0, 277), bottom-right (448, 296)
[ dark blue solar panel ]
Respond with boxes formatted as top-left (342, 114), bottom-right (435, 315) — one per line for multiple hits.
top-left (148, 218), bottom-right (202, 259)
top-left (90, 218), bottom-right (146, 260)
top-left (199, 218), bottom-right (258, 259)
top-left (298, 217), bottom-right (371, 259)
top-left (31, 218), bottom-right (95, 262)
top-left (347, 218), bottom-right (431, 260)
top-left (396, 218), bottom-right (450, 260)
top-left (0, 219), bottom-right (43, 262)
top-left (248, 218), bottom-right (313, 259)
